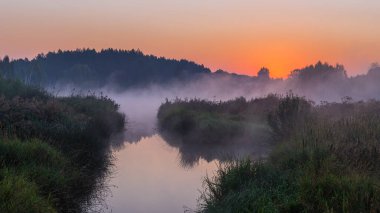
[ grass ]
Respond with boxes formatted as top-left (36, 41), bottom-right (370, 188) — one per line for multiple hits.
top-left (0, 79), bottom-right (125, 212)
top-left (158, 96), bottom-right (279, 131)
top-left (0, 170), bottom-right (56, 213)
top-left (157, 96), bottom-right (279, 145)
top-left (157, 96), bottom-right (277, 166)
top-left (157, 95), bottom-right (282, 142)
top-left (0, 139), bottom-right (70, 213)
top-left (196, 96), bottom-right (380, 212)
top-left (157, 93), bottom-right (380, 212)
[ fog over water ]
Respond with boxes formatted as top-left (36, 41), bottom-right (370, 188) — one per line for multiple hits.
top-left (49, 63), bottom-right (380, 212)
top-left (100, 80), bottom-right (276, 212)
top-left (62, 64), bottom-right (380, 153)
top-left (106, 68), bottom-right (380, 144)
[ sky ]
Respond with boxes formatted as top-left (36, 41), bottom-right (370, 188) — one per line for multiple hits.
top-left (1, 0), bottom-right (379, 78)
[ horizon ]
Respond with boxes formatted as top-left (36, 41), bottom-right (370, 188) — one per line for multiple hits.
top-left (1, 0), bottom-right (379, 78)
top-left (1, 2), bottom-right (380, 212)
top-left (0, 48), bottom-right (369, 79)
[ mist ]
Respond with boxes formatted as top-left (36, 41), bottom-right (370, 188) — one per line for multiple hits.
top-left (103, 64), bottom-right (378, 136)
top-left (43, 61), bottom-right (380, 166)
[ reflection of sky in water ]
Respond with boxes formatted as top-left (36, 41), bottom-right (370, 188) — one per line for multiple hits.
top-left (106, 134), bottom-right (219, 213)
top-left (105, 88), bottom-right (271, 212)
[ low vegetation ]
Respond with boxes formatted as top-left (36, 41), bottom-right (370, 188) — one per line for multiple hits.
top-left (157, 96), bottom-right (279, 166)
top-left (0, 78), bottom-right (125, 212)
top-left (158, 96), bottom-right (278, 143)
top-left (158, 94), bottom-right (380, 212)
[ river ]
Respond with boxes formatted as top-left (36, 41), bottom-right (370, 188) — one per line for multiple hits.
top-left (99, 90), bottom-right (258, 213)
top-left (105, 134), bottom-right (219, 213)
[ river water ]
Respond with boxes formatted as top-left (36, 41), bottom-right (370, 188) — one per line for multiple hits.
top-left (100, 90), bottom-right (263, 213)
top-left (102, 90), bottom-right (220, 213)
top-left (105, 134), bottom-right (219, 213)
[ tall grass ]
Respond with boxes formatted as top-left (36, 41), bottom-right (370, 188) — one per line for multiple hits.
top-left (0, 170), bottom-right (56, 213)
top-left (0, 79), bottom-right (125, 212)
top-left (197, 95), bottom-right (380, 212)
top-left (157, 96), bottom-right (278, 166)
top-left (157, 96), bottom-right (279, 144)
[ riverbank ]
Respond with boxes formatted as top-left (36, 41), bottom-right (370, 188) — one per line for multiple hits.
top-left (157, 96), bottom-right (280, 166)
top-left (158, 94), bottom-right (380, 212)
top-left (0, 79), bottom-right (125, 212)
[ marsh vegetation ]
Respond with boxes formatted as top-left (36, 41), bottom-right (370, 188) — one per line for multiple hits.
top-left (158, 94), bottom-right (380, 212)
top-left (0, 79), bottom-right (125, 212)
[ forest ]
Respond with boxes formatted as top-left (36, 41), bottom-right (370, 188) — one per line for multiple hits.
top-left (0, 49), bottom-right (210, 89)
top-left (1, 49), bottom-right (380, 102)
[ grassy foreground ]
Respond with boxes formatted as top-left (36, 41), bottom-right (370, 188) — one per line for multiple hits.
top-left (0, 79), bottom-right (125, 212)
top-left (158, 95), bottom-right (380, 212)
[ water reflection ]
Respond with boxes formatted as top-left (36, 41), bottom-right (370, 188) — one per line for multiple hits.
top-left (124, 121), bottom-right (157, 144)
top-left (167, 139), bottom-right (270, 168)
top-left (111, 121), bottom-right (270, 168)
top-left (106, 134), bottom-right (219, 213)
top-left (106, 92), bottom-right (271, 212)
top-left (160, 127), bottom-right (272, 168)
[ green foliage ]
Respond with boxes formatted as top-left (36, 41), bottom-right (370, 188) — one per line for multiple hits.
top-left (0, 79), bottom-right (125, 212)
top-left (0, 170), bottom-right (56, 213)
top-left (200, 158), bottom-right (380, 213)
top-left (0, 139), bottom-right (80, 211)
top-left (0, 139), bottom-right (66, 168)
top-left (157, 96), bottom-right (279, 145)
top-left (198, 96), bottom-right (380, 213)
top-left (199, 159), bottom-right (301, 213)
top-left (268, 93), bottom-right (313, 139)
top-left (0, 78), bottom-right (48, 99)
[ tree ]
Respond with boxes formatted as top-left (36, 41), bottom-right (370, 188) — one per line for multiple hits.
top-left (289, 62), bottom-right (347, 81)
top-left (257, 67), bottom-right (270, 80)
top-left (0, 56), bottom-right (14, 79)
top-left (368, 63), bottom-right (380, 77)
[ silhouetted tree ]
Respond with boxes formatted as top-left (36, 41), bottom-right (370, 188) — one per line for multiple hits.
top-left (0, 49), bottom-right (211, 88)
top-left (0, 56), bottom-right (14, 79)
top-left (368, 63), bottom-right (380, 77)
top-left (289, 61), bottom-right (347, 81)
top-left (257, 67), bottom-right (270, 80)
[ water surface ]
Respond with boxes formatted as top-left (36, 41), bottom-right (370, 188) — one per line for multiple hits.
top-left (103, 90), bottom-right (266, 212)
top-left (106, 134), bottom-right (219, 213)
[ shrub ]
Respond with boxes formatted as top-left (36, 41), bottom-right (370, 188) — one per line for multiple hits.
top-left (197, 97), bottom-right (380, 212)
top-left (0, 79), bottom-right (126, 212)
top-left (0, 170), bottom-right (56, 213)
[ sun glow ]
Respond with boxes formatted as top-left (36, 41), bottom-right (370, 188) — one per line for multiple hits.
top-left (1, 0), bottom-right (379, 78)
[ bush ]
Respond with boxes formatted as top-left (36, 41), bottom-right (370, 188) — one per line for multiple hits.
top-left (157, 96), bottom-right (276, 166)
top-left (198, 97), bottom-right (380, 212)
top-left (0, 139), bottom-right (81, 211)
top-left (0, 79), bottom-right (126, 212)
top-left (0, 170), bottom-right (56, 213)
top-left (267, 93), bottom-right (313, 139)
top-left (157, 96), bottom-right (279, 145)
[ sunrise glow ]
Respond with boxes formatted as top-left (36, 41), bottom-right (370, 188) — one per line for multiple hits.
top-left (1, 0), bottom-right (380, 78)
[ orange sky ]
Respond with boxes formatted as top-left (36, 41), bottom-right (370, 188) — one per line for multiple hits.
top-left (1, 0), bottom-right (379, 78)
